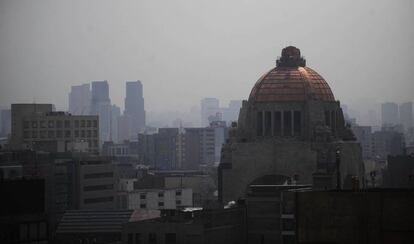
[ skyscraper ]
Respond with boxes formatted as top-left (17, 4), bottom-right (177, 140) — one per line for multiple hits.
top-left (399, 102), bottom-right (413, 131)
top-left (381, 102), bottom-right (399, 126)
top-left (124, 81), bottom-right (145, 138)
top-left (200, 98), bottom-right (220, 127)
top-left (90, 81), bottom-right (111, 143)
top-left (68, 83), bottom-right (91, 115)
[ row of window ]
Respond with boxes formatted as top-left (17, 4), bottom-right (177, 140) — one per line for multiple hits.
top-left (128, 232), bottom-right (177, 244)
top-left (83, 196), bottom-right (114, 204)
top-left (139, 200), bottom-right (182, 209)
top-left (257, 111), bottom-right (302, 137)
top-left (83, 184), bottom-right (114, 192)
top-left (23, 130), bottom-right (98, 139)
top-left (23, 119), bottom-right (97, 129)
top-left (139, 190), bottom-right (182, 200)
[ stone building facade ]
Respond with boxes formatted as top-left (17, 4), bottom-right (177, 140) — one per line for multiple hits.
top-left (218, 46), bottom-right (365, 203)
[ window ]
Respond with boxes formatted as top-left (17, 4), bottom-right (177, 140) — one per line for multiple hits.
top-left (87, 120), bottom-right (91, 127)
top-left (81, 130), bottom-right (85, 137)
top-left (135, 233), bottom-right (141, 244)
top-left (23, 121), bottom-right (30, 129)
top-left (65, 130), bottom-right (71, 138)
top-left (264, 111), bottom-right (272, 136)
top-left (32, 131), bottom-right (38, 138)
top-left (48, 120), bottom-right (54, 128)
top-left (40, 120), bottom-right (46, 128)
top-left (32, 121), bottom-right (38, 128)
top-left (74, 120), bottom-right (79, 128)
top-left (165, 233), bottom-right (176, 244)
top-left (175, 190), bottom-right (182, 196)
top-left (140, 193), bottom-right (146, 200)
top-left (128, 233), bottom-right (133, 244)
top-left (283, 111), bottom-right (292, 136)
top-left (56, 130), bottom-right (62, 138)
top-left (93, 120), bottom-right (98, 128)
top-left (274, 111), bottom-right (282, 136)
top-left (74, 130), bottom-right (79, 138)
top-left (158, 202), bottom-right (164, 207)
top-left (149, 233), bottom-right (157, 244)
top-left (176, 200), bottom-right (181, 205)
top-left (56, 120), bottom-right (62, 128)
top-left (140, 203), bottom-right (146, 208)
top-left (83, 184), bottom-right (114, 191)
top-left (87, 130), bottom-right (92, 138)
top-left (293, 111), bottom-right (301, 136)
top-left (84, 172), bottom-right (113, 179)
top-left (158, 192), bottom-right (164, 198)
top-left (93, 130), bottom-right (98, 137)
top-left (83, 196), bottom-right (114, 204)
top-left (39, 131), bottom-right (46, 138)
top-left (23, 131), bottom-right (29, 139)
top-left (81, 120), bottom-right (85, 128)
top-left (257, 111), bottom-right (263, 136)
top-left (64, 120), bottom-right (70, 128)
top-left (48, 130), bottom-right (54, 138)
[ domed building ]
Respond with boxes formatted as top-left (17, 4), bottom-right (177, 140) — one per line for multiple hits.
top-left (218, 46), bottom-right (365, 203)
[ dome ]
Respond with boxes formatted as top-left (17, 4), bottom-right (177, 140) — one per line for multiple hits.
top-left (249, 46), bottom-right (335, 103)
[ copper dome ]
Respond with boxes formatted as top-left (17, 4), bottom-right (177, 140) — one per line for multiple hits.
top-left (249, 46), bottom-right (335, 103)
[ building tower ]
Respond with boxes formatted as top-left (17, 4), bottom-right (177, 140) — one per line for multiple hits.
top-left (124, 81), bottom-right (146, 138)
top-left (90, 81), bottom-right (111, 143)
top-left (381, 102), bottom-right (399, 127)
top-left (68, 83), bottom-right (91, 115)
top-left (218, 46), bottom-right (365, 204)
top-left (399, 102), bottom-right (413, 132)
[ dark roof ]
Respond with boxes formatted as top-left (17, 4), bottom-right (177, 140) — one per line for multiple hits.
top-left (56, 210), bottom-right (133, 234)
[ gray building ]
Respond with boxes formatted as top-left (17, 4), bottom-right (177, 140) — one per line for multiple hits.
top-left (0, 109), bottom-right (11, 138)
top-left (201, 98), bottom-right (220, 127)
top-left (68, 83), bottom-right (91, 115)
top-left (381, 102), bottom-right (399, 126)
top-left (124, 81), bottom-right (146, 138)
top-left (352, 125), bottom-right (373, 160)
top-left (399, 102), bottom-right (413, 132)
top-left (90, 81), bottom-right (112, 143)
top-left (11, 104), bottom-right (99, 153)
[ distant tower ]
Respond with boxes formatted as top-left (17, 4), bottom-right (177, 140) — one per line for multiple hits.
top-left (124, 81), bottom-right (146, 138)
top-left (201, 98), bottom-right (220, 127)
top-left (381, 102), bottom-right (399, 127)
top-left (68, 83), bottom-right (91, 115)
top-left (90, 81), bottom-right (112, 143)
top-left (399, 102), bottom-right (413, 131)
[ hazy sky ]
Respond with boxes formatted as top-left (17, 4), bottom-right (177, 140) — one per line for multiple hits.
top-left (1, 0), bottom-right (413, 113)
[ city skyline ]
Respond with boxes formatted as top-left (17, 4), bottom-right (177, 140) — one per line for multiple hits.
top-left (1, 0), bottom-right (414, 113)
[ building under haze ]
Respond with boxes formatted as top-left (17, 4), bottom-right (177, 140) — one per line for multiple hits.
top-left (381, 102), bottom-right (399, 127)
top-left (124, 81), bottom-right (146, 138)
top-left (201, 98), bottom-right (220, 127)
top-left (10, 104), bottom-right (99, 153)
top-left (0, 109), bottom-right (11, 138)
top-left (399, 102), bottom-right (413, 132)
top-left (218, 46), bottom-right (365, 204)
top-left (68, 83), bottom-right (91, 115)
top-left (90, 81), bottom-right (112, 143)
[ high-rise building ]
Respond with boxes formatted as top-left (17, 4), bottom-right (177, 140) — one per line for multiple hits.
top-left (221, 100), bottom-right (242, 124)
top-left (124, 81), bottom-right (146, 137)
top-left (381, 102), bottom-right (399, 126)
top-left (111, 104), bottom-right (121, 142)
top-left (0, 109), bottom-right (11, 138)
top-left (200, 98), bottom-right (220, 127)
top-left (90, 81), bottom-right (111, 143)
top-left (68, 83), bottom-right (91, 115)
top-left (399, 102), bottom-right (413, 131)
